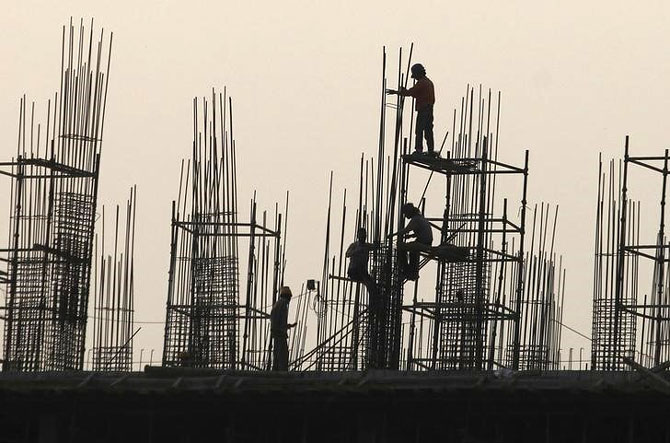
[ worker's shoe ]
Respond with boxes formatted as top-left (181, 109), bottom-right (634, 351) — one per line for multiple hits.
top-left (426, 150), bottom-right (440, 157)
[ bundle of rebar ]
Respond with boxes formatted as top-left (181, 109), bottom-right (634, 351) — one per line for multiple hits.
top-left (90, 187), bottom-right (137, 371)
top-left (310, 47), bottom-right (411, 371)
top-left (592, 154), bottom-right (638, 370)
top-left (510, 203), bottom-right (565, 371)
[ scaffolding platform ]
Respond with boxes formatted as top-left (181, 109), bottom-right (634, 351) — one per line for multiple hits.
top-left (404, 301), bottom-right (517, 322)
top-left (401, 152), bottom-right (525, 176)
top-left (399, 241), bottom-right (469, 263)
top-left (401, 152), bottom-right (476, 174)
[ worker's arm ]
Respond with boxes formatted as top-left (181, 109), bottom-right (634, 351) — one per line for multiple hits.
top-left (387, 225), bottom-right (411, 238)
top-left (288, 322), bottom-right (297, 329)
top-left (391, 217), bottom-right (419, 239)
top-left (345, 242), bottom-right (356, 257)
top-left (387, 82), bottom-right (424, 97)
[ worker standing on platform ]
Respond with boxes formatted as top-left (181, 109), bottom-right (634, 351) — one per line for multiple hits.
top-left (346, 227), bottom-right (377, 296)
top-left (389, 203), bottom-right (434, 280)
top-left (386, 63), bottom-right (436, 156)
top-left (270, 286), bottom-right (296, 371)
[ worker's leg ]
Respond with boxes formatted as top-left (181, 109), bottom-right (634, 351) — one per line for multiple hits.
top-left (272, 337), bottom-right (280, 370)
top-left (348, 267), bottom-right (362, 282)
top-left (409, 250), bottom-right (419, 277)
top-left (398, 246), bottom-right (409, 274)
top-left (275, 337), bottom-right (289, 371)
top-left (350, 267), bottom-right (377, 297)
top-left (425, 106), bottom-right (435, 153)
top-left (361, 271), bottom-right (377, 297)
top-left (414, 110), bottom-right (427, 152)
top-left (402, 241), bottom-right (427, 280)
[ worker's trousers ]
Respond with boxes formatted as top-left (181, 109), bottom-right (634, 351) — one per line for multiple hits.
top-left (348, 267), bottom-right (377, 296)
top-left (272, 336), bottom-right (289, 371)
top-left (399, 241), bottom-right (432, 279)
top-left (415, 105), bottom-right (434, 152)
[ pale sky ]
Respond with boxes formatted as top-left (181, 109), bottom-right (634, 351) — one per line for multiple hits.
top-left (2, 0), bottom-right (670, 368)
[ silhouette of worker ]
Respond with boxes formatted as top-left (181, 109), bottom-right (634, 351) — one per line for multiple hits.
top-left (389, 203), bottom-right (434, 280)
top-left (270, 286), bottom-right (296, 371)
top-left (346, 227), bottom-right (377, 296)
top-left (386, 63), bottom-right (436, 155)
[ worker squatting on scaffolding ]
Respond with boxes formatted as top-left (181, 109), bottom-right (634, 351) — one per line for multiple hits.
top-left (388, 203), bottom-right (434, 281)
top-left (346, 227), bottom-right (377, 296)
top-left (270, 286), bottom-right (297, 371)
top-left (386, 63), bottom-right (436, 156)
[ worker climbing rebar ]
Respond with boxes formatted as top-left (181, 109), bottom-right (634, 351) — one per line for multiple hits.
top-left (388, 203), bottom-right (434, 281)
top-left (270, 286), bottom-right (297, 371)
top-left (346, 227), bottom-right (377, 296)
top-left (386, 63), bottom-right (436, 156)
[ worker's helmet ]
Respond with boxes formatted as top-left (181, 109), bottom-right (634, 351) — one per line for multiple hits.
top-left (357, 227), bottom-right (367, 239)
top-left (401, 202), bottom-right (419, 217)
top-left (280, 286), bottom-right (293, 298)
top-left (410, 63), bottom-right (426, 79)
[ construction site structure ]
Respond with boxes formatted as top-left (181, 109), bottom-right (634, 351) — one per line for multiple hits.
top-left (293, 46), bottom-right (565, 373)
top-left (161, 90), bottom-right (288, 371)
top-left (0, 20), bottom-right (112, 371)
top-left (592, 137), bottom-right (670, 370)
top-left (2, 27), bottom-right (670, 443)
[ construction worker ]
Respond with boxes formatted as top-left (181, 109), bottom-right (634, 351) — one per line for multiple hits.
top-left (270, 286), bottom-right (297, 371)
top-left (389, 203), bottom-right (434, 280)
top-left (346, 227), bottom-right (377, 296)
top-left (386, 63), bottom-right (436, 155)
top-left (177, 351), bottom-right (192, 367)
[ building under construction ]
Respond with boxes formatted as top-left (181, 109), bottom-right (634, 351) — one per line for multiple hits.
top-left (1, 24), bottom-right (670, 443)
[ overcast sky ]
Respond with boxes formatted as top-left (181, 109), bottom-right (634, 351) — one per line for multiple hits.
top-left (2, 0), bottom-right (670, 367)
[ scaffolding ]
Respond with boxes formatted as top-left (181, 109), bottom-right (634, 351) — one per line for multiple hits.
top-left (301, 46), bottom-right (560, 373)
top-left (403, 92), bottom-right (529, 372)
top-left (0, 20), bottom-right (112, 371)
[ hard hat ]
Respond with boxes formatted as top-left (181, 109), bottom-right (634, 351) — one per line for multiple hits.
top-left (280, 286), bottom-right (293, 298)
top-left (402, 202), bottom-right (418, 215)
top-left (411, 63), bottom-right (426, 77)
